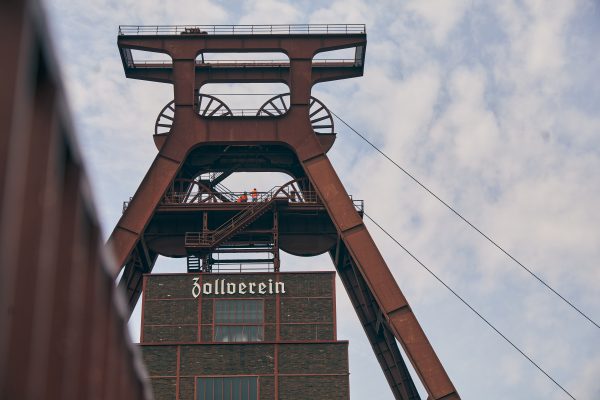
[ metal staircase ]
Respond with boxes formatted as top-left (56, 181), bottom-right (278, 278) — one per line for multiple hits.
top-left (185, 194), bottom-right (277, 250)
top-left (184, 179), bottom-right (322, 272)
top-left (200, 171), bottom-right (237, 202)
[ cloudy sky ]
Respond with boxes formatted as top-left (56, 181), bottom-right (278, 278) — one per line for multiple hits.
top-left (43, 0), bottom-right (600, 398)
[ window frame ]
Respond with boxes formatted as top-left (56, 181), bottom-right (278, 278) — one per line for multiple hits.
top-left (195, 375), bottom-right (259, 400)
top-left (212, 298), bottom-right (265, 343)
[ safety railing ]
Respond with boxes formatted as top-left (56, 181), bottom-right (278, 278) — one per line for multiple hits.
top-left (163, 108), bottom-right (281, 117)
top-left (162, 190), bottom-right (251, 205)
top-left (162, 191), bottom-right (228, 204)
top-left (124, 59), bottom-right (359, 68)
top-left (351, 198), bottom-right (364, 213)
top-left (185, 193), bottom-right (276, 248)
top-left (183, 187), bottom-right (364, 251)
top-left (122, 197), bottom-right (133, 213)
top-left (209, 263), bottom-right (276, 273)
top-left (128, 190), bottom-right (362, 212)
top-left (162, 189), bottom-right (362, 210)
top-left (183, 179), bottom-right (317, 248)
top-left (164, 187), bottom-right (320, 207)
top-left (199, 58), bottom-right (355, 65)
top-left (218, 109), bottom-right (269, 117)
top-left (119, 24), bottom-right (366, 36)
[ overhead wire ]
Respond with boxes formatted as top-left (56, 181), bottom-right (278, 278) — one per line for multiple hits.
top-left (331, 110), bottom-right (600, 330)
top-left (363, 212), bottom-right (576, 400)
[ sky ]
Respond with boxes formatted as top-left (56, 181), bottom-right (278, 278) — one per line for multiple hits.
top-left (42, 0), bottom-right (600, 399)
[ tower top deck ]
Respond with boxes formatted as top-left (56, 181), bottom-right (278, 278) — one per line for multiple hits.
top-left (117, 24), bottom-right (367, 86)
top-left (118, 23), bottom-right (366, 36)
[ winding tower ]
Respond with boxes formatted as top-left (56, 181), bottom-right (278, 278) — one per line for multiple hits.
top-left (111, 24), bottom-right (460, 400)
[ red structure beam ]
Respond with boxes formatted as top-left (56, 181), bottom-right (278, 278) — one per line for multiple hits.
top-left (109, 24), bottom-right (459, 400)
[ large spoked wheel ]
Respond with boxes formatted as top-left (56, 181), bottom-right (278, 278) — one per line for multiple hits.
top-left (256, 93), bottom-right (334, 135)
top-left (197, 93), bottom-right (233, 117)
top-left (154, 95), bottom-right (233, 136)
top-left (155, 100), bottom-right (175, 135)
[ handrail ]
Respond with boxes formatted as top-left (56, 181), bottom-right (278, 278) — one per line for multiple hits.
top-left (129, 59), bottom-right (357, 67)
top-left (200, 58), bottom-right (355, 65)
top-left (159, 108), bottom-right (300, 117)
top-left (119, 24), bottom-right (366, 36)
top-left (139, 189), bottom-right (362, 212)
top-left (184, 179), bottom-right (315, 247)
top-left (217, 109), bottom-right (277, 117)
top-left (162, 183), bottom-right (343, 207)
top-left (182, 178), bottom-right (364, 248)
top-left (210, 181), bottom-right (296, 234)
top-left (213, 199), bottom-right (272, 241)
top-left (186, 193), bottom-right (274, 247)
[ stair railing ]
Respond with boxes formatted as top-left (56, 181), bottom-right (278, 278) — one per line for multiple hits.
top-left (184, 178), bottom-right (324, 248)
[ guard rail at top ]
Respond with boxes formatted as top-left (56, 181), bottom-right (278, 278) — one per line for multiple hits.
top-left (118, 24), bottom-right (366, 36)
top-left (128, 59), bottom-right (357, 67)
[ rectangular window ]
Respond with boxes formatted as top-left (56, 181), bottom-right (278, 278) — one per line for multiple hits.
top-left (214, 299), bottom-right (264, 342)
top-left (196, 376), bottom-right (258, 400)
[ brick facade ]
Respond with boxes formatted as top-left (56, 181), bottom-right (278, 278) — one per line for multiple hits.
top-left (141, 272), bottom-right (349, 399)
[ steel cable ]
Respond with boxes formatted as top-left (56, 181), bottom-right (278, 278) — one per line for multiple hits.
top-left (363, 212), bottom-right (576, 400)
top-left (331, 110), bottom-right (599, 331)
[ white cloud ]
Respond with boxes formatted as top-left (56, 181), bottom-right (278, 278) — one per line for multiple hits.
top-left (239, 0), bottom-right (302, 25)
top-left (575, 358), bottom-right (600, 399)
top-left (310, 0), bottom-right (376, 26)
top-left (430, 66), bottom-right (501, 169)
top-left (492, 0), bottom-right (577, 87)
top-left (403, 0), bottom-right (470, 45)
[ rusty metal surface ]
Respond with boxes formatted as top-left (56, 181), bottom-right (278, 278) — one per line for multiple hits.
top-left (124, 61), bottom-right (363, 85)
top-left (0, 1), bottom-right (152, 399)
top-left (110, 25), bottom-right (459, 399)
top-left (304, 156), bottom-right (459, 400)
top-left (331, 240), bottom-right (420, 400)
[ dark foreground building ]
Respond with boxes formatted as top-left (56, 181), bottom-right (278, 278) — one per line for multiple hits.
top-left (0, 1), bottom-right (151, 399)
top-left (140, 272), bottom-right (348, 400)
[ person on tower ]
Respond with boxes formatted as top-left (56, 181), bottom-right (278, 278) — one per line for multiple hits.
top-left (241, 191), bottom-right (248, 202)
top-left (251, 188), bottom-right (258, 202)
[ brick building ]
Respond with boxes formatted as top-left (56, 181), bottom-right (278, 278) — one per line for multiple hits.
top-left (140, 272), bottom-right (349, 399)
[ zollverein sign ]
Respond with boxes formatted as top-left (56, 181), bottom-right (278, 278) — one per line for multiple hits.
top-left (192, 277), bottom-right (286, 298)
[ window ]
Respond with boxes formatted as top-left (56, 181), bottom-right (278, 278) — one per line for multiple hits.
top-left (214, 299), bottom-right (264, 342)
top-left (196, 377), bottom-right (258, 400)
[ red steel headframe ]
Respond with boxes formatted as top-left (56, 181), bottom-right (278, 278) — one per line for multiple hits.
top-left (109, 25), bottom-right (460, 400)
